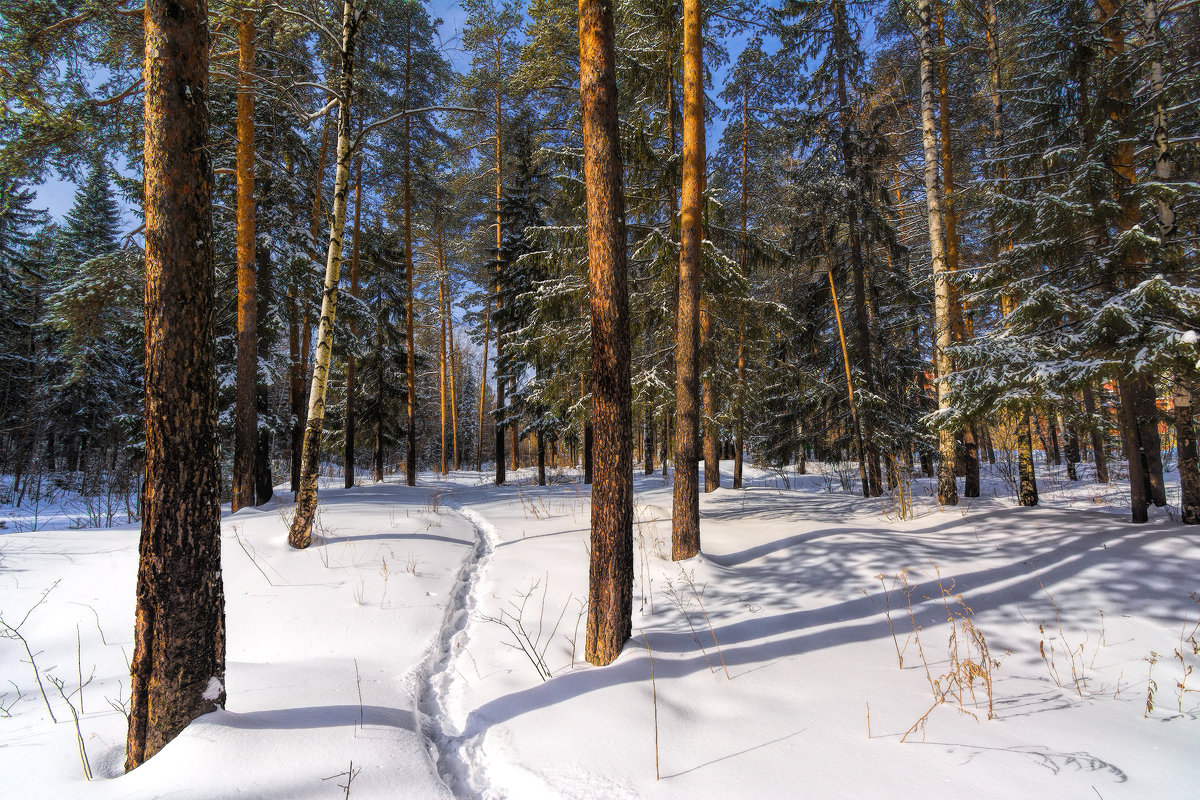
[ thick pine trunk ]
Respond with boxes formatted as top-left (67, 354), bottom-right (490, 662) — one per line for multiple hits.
top-left (917, 0), bottom-right (957, 507)
top-left (232, 6), bottom-right (257, 512)
top-left (439, 277), bottom-right (448, 475)
top-left (579, 0), bottom-right (633, 666)
top-left (289, 0), bottom-right (358, 549)
top-left (128, 0), bottom-right (225, 770)
top-left (1017, 412), bottom-right (1039, 506)
top-left (672, 0), bottom-right (703, 559)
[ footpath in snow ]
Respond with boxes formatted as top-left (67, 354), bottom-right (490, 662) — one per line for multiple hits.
top-left (3, 463), bottom-right (1200, 799)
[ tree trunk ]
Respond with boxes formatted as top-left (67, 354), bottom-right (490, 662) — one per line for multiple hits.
top-left (1175, 380), bottom-right (1200, 524)
top-left (672, 0), bottom-right (703, 559)
top-left (917, 0), bottom-right (957, 507)
top-left (439, 276), bottom-right (448, 475)
top-left (1017, 412), bottom-right (1039, 506)
top-left (232, 5), bottom-right (257, 512)
top-left (1083, 384), bottom-right (1109, 482)
top-left (644, 414), bottom-right (655, 474)
top-left (477, 301), bottom-right (490, 472)
top-left (403, 32), bottom-right (418, 487)
top-left (579, 0), bottom-right (633, 666)
top-left (1046, 409), bottom-right (1062, 466)
top-left (734, 83), bottom-right (748, 491)
top-left (1064, 404), bottom-right (1081, 482)
top-left (444, 245), bottom-right (460, 470)
top-left (254, 241), bottom-right (274, 504)
top-left (832, 0), bottom-right (880, 498)
top-left (344, 153), bottom-right (362, 489)
top-left (584, 420), bottom-right (593, 484)
top-left (537, 428), bottom-right (546, 486)
top-left (289, 0), bottom-right (358, 549)
top-left (701, 298), bottom-right (719, 491)
top-left (493, 46), bottom-right (506, 487)
top-left (128, 0), bottom-right (225, 770)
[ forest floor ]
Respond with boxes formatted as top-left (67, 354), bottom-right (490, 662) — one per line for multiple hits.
top-left (2, 461), bottom-right (1199, 798)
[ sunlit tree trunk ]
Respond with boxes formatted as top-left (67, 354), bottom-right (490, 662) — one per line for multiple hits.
top-left (402, 32), bottom-right (418, 487)
top-left (127, 0), bottom-right (225, 770)
top-left (232, 3), bottom-right (257, 512)
top-left (289, 0), bottom-right (359, 548)
top-left (918, 0), bottom-right (957, 507)
top-left (579, 0), bottom-right (633, 666)
top-left (672, 0), bottom-right (703, 559)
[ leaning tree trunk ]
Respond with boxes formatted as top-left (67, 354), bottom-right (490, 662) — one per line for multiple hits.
top-left (232, 4), bottom-right (257, 512)
top-left (579, 0), bottom-right (633, 667)
top-left (127, 0), bottom-right (225, 771)
top-left (672, 0), bottom-right (704, 560)
top-left (917, 0), bottom-right (958, 507)
top-left (289, 0), bottom-right (358, 549)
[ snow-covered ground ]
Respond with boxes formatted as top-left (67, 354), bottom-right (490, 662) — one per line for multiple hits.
top-left (2, 462), bottom-right (1198, 798)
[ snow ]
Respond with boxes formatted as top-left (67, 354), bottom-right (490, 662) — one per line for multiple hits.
top-left (2, 462), bottom-right (1199, 798)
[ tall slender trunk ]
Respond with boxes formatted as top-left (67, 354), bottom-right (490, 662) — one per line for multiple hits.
top-left (128, 0), bottom-right (224, 769)
top-left (476, 302), bottom-right (490, 472)
top-left (701, 297), bottom-right (719, 491)
top-left (289, 0), bottom-right (358, 548)
top-left (832, 0), bottom-right (881, 497)
top-left (917, 0), bottom-right (957, 506)
top-left (254, 241), bottom-right (273, 503)
top-left (644, 415), bottom-right (655, 474)
top-left (734, 83), bottom-right (748, 490)
top-left (442, 222), bottom-right (460, 470)
top-left (1064, 402), bottom-right (1081, 481)
top-left (579, 0), bottom-right (633, 666)
top-left (403, 32), bottom-right (418, 487)
top-left (438, 276), bottom-right (448, 475)
top-left (672, 0), bottom-right (703, 559)
top-left (493, 45), bottom-right (506, 486)
top-left (344, 152), bottom-right (362, 488)
top-left (232, 5), bottom-right (257, 512)
top-left (935, 3), bottom-right (977, 498)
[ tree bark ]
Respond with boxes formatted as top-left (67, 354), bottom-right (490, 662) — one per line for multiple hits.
top-left (579, 0), bottom-right (633, 666)
top-left (476, 301), bottom-right (490, 472)
top-left (1083, 383), bottom-right (1109, 482)
top-left (917, 0), bottom-right (957, 507)
top-left (701, 297), bottom-right (720, 491)
top-left (289, 0), bottom-right (358, 549)
top-left (128, 0), bottom-right (225, 770)
top-left (439, 277), bottom-right (448, 475)
top-left (232, 4), bottom-right (257, 512)
top-left (344, 152), bottom-right (362, 488)
top-left (734, 83), bottom-right (748, 490)
top-left (493, 45), bottom-right (507, 486)
top-left (1017, 412), bottom-right (1039, 506)
top-left (672, 0), bottom-right (703, 559)
top-left (403, 31), bottom-right (418, 487)
top-left (1175, 380), bottom-right (1200, 524)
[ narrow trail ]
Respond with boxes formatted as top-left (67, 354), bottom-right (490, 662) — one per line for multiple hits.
top-left (416, 498), bottom-right (499, 799)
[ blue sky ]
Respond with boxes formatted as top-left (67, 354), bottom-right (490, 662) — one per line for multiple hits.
top-left (38, 0), bottom-right (753, 221)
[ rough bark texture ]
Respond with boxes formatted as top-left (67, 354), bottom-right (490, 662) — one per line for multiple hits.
top-left (1017, 412), bottom-right (1039, 506)
top-left (734, 83), bottom-right (748, 491)
top-left (672, 0), bottom-right (703, 560)
top-left (493, 48), bottom-right (506, 486)
top-left (289, 0), bottom-right (357, 548)
top-left (1175, 381), bottom-right (1200, 525)
top-left (917, 0), bottom-right (957, 507)
top-left (232, 5), bottom-right (257, 512)
top-left (403, 31), bottom-right (418, 487)
top-left (578, 0), bottom-right (633, 667)
top-left (127, 0), bottom-right (225, 771)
